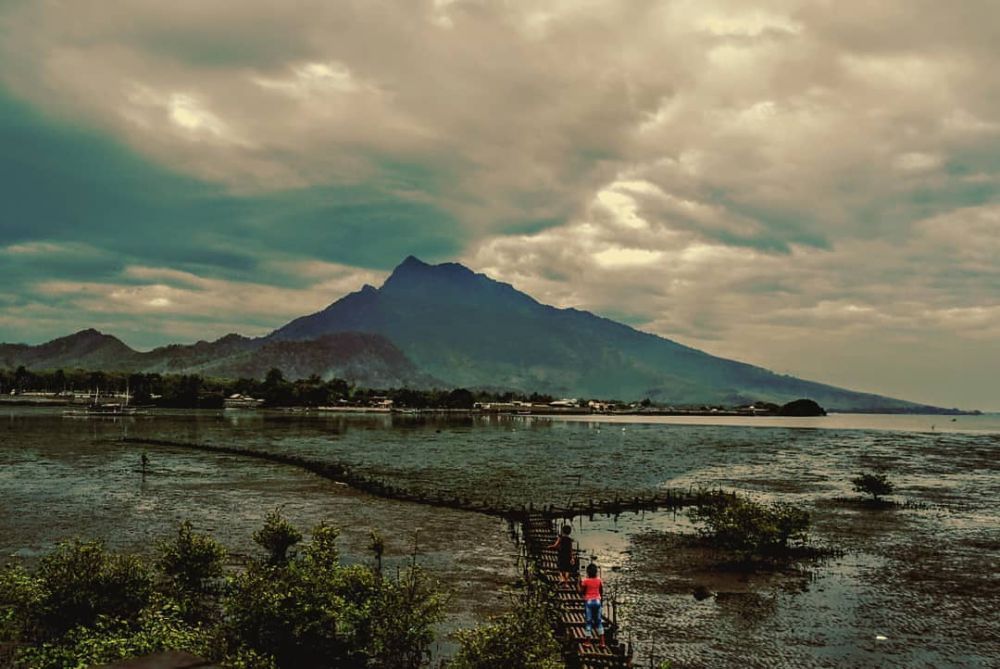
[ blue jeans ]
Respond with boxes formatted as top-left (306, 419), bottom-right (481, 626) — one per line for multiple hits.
top-left (584, 598), bottom-right (604, 636)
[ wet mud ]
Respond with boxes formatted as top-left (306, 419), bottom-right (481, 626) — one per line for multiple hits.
top-left (1, 408), bottom-right (997, 667)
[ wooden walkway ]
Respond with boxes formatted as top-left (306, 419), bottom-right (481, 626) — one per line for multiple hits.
top-left (122, 436), bottom-right (726, 668)
top-left (521, 513), bottom-right (632, 669)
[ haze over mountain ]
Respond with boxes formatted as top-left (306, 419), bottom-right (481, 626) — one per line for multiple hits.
top-left (1, 256), bottom-right (949, 411)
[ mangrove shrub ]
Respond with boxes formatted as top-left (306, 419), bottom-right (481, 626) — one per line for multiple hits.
top-left (690, 495), bottom-right (811, 558)
top-left (851, 472), bottom-right (895, 502)
top-left (450, 593), bottom-right (561, 669)
top-left (0, 517), bottom-right (445, 669)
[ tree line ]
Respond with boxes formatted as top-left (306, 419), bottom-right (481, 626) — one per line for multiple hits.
top-left (0, 366), bottom-right (563, 409)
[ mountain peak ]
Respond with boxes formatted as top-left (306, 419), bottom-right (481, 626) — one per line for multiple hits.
top-left (213, 333), bottom-right (250, 345)
top-left (381, 255), bottom-right (476, 291)
top-left (57, 328), bottom-right (122, 345)
top-left (399, 254), bottom-right (428, 268)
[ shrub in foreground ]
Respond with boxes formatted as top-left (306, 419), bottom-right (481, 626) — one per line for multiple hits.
top-left (450, 592), bottom-right (561, 669)
top-left (0, 515), bottom-right (445, 669)
top-left (15, 603), bottom-right (215, 669)
top-left (155, 521), bottom-right (227, 619)
top-left (227, 522), bottom-right (444, 669)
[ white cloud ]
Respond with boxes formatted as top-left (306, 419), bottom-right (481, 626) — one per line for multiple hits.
top-left (32, 262), bottom-right (381, 339)
top-left (894, 152), bottom-right (942, 172)
top-left (593, 247), bottom-right (663, 269)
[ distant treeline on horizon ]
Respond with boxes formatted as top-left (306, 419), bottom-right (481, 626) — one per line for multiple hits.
top-left (0, 365), bottom-right (978, 415)
top-left (0, 365), bottom-right (588, 410)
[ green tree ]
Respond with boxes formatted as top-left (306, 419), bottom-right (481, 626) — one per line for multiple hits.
top-left (2, 520), bottom-right (448, 669)
top-left (228, 522), bottom-right (443, 669)
top-left (13, 366), bottom-right (31, 393)
top-left (15, 540), bottom-right (153, 637)
top-left (15, 604), bottom-right (213, 669)
top-left (445, 388), bottom-right (475, 409)
top-left (262, 368), bottom-right (293, 406)
top-left (851, 472), bottom-right (895, 502)
top-left (252, 510), bottom-right (303, 565)
top-left (690, 495), bottom-right (810, 559)
top-left (294, 375), bottom-right (329, 406)
top-left (0, 563), bottom-right (45, 644)
top-left (325, 378), bottom-right (350, 402)
top-left (155, 522), bottom-right (227, 618)
top-left (451, 594), bottom-right (561, 669)
top-left (52, 369), bottom-right (66, 393)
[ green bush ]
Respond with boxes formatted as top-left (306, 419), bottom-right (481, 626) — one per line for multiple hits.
top-left (155, 521), bottom-right (227, 618)
top-left (253, 509), bottom-right (303, 565)
top-left (34, 539), bottom-right (153, 636)
top-left (450, 593), bottom-right (561, 669)
top-left (15, 603), bottom-right (213, 669)
top-left (227, 522), bottom-right (444, 669)
top-left (3, 519), bottom-right (447, 669)
top-left (851, 472), bottom-right (895, 501)
top-left (689, 495), bottom-right (810, 558)
top-left (0, 563), bottom-right (45, 642)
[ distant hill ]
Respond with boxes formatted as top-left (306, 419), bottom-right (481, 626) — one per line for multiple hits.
top-left (0, 330), bottom-right (432, 389)
top-left (0, 329), bottom-right (136, 371)
top-left (270, 256), bottom-right (935, 411)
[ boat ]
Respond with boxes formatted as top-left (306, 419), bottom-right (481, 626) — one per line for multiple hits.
top-left (223, 394), bottom-right (264, 409)
top-left (62, 386), bottom-right (146, 418)
top-left (63, 402), bottom-right (143, 418)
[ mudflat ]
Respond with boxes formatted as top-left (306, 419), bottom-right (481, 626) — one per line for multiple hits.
top-left (1, 408), bottom-right (997, 667)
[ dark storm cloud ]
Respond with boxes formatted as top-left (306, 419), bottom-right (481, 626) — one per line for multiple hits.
top-left (0, 87), bottom-right (462, 277)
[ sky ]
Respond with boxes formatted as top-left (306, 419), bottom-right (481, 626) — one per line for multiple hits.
top-left (0, 0), bottom-right (997, 410)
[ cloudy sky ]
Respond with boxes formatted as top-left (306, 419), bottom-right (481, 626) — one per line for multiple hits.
top-left (1, 0), bottom-right (997, 409)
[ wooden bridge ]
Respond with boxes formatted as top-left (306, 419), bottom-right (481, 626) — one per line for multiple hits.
top-left (520, 512), bottom-right (633, 668)
top-left (121, 437), bottom-right (721, 667)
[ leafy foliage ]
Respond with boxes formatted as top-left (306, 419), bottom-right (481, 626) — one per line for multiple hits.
top-left (227, 521), bottom-right (444, 669)
top-left (450, 593), bottom-right (561, 669)
top-left (155, 521), bottom-right (227, 618)
top-left (0, 563), bottom-right (45, 642)
top-left (33, 540), bottom-right (153, 636)
top-left (252, 509), bottom-right (303, 565)
top-left (690, 495), bottom-right (811, 558)
top-left (1, 517), bottom-right (448, 669)
top-left (1, 365), bottom-right (555, 410)
top-left (15, 604), bottom-right (214, 669)
top-left (851, 472), bottom-right (895, 501)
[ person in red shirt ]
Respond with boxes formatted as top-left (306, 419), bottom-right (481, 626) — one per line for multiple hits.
top-left (579, 562), bottom-right (605, 647)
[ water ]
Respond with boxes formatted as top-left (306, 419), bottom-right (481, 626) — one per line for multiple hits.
top-left (1, 408), bottom-right (998, 667)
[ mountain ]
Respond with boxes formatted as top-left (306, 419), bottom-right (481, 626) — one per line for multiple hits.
top-left (0, 329), bottom-right (431, 388)
top-left (0, 329), bottom-right (138, 371)
top-left (1, 257), bottom-right (945, 411)
top-left (270, 256), bottom-right (930, 411)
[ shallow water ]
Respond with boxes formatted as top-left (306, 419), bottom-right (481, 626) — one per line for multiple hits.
top-left (1, 408), bottom-right (997, 667)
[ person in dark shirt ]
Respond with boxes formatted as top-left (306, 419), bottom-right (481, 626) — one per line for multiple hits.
top-left (547, 524), bottom-right (575, 585)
